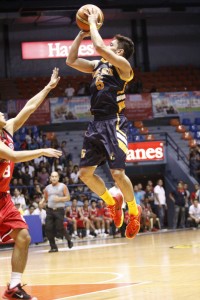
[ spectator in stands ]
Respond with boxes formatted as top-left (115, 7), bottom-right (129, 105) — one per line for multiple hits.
top-left (11, 188), bottom-right (26, 211)
top-left (56, 168), bottom-right (65, 183)
top-left (10, 178), bottom-right (19, 194)
top-left (184, 183), bottom-right (191, 221)
top-left (154, 179), bottom-right (167, 228)
top-left (34, 155), bottom-right (48, 168)
top-left (33, 203), bottom-right (47, 241)
top-left (22, 187), bottom-right (32, 208)
top-left (96, 199), bottom-right (112, 235)
top-left (169, 182), bottom-right (186, 229)
top-left (52, 158), bottom-right (63, 172)
top-left (138, 183), bottom-right (146, 200)
top-left (36, 160), bottom-right (50, 174)
top-left (18, 178), bottom-right (24, 187)
top-left (62, 175), bottom-right (70, 185)
top-left (187, 199), bottom-right (200, 228)
top-left (70, 165), bottom-right (79, 184)
top-left (25, 129), bottom-right (32, 146)
top-left (134, 184), bottom-right (144, 205)
top-left (13, 135), bottom-right (21, 151)
top-left (20, 139), bottom-right (28, 150)
top-left (190, 183), bottom-right (200, 202)
top-left (189, 148), bottom-right (200, 181)
top-left (59, 140), bottom-right (72, 167)
top-left (90, 199), bottom-right (105, 236)
top-left (37, 167), bottom-right (50, 188)
top-left (14, 203), bottom-right (24, 215)
top-left (21, 166), bottom-right (32, 186)
top-left (39, 134), bottom-right (51, 148)
top-left (145, 184), bottom-right (155, 213)
top-left (21, 161), bottom-right (35, 177)
top-left (65, 83), bottom-right (75, 100)
top-left (23, 205), bottom-right (35, 216)
top-left (141, 196), bottom-right (159, 232)
top-left (103, 202), bottom-right (113, 235)
top-left (28, 138), bottom-right (39, 150)
top-left (32, 183), bottom-right (43, 199)
top-left (147, 180), bottom-right (154, 188)
top-left (79, 198), bottom-right (97, 237)
top-left (66, 196), bottom-right (82, 238)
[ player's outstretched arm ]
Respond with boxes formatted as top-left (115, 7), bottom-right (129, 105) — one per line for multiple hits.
top-left (6, 68), bottom-right (60, 135)
top-left (0, 140), bottom-right (62, 163)
top-left (66, 31), bottom-right (97, 73)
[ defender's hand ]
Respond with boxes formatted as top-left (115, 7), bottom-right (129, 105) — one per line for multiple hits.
top-left (42, 148), bottom-right (62, 158)
top-left (47, 68), bottom-right (60, 89)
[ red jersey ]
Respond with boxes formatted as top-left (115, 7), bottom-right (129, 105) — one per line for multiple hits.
top-left (68, 207), bottom-right (80, 219)
top-left (104, 207), bottom-right (111, 218)
top-left (90, 207), bottom-right (98, 218)
top-left (81, 206), bottom-right (90, 218)
top-left (97, 207), bottom-right (105, 217)
top-left (0, 129), bottom-right (15, 193)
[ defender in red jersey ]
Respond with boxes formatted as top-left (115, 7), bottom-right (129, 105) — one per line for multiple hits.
top-left (0, 68), bottom-right (62, 300)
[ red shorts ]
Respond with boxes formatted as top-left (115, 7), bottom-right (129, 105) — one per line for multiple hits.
top-left (0, 193), bottom-right (28, 242)
top-left (76, 219), bottom-right (85, 228)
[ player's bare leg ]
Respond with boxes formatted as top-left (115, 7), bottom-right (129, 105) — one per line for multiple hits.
top-left (3, 229), bottom-right (37, 299)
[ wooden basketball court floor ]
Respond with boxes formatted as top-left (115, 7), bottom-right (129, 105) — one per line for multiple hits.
top-left (0, 229), bottom-right (200, 300)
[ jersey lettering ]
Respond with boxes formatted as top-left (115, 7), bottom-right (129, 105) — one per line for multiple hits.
top-left (3, 165), bottom-right (10, 178)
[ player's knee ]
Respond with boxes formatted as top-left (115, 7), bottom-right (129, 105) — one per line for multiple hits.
top-left (111, 169), bottom-right (124, 181)
top-left (15, 229), bottom-right (31, 248)
top-left (78, 168), bottom-right (89, 182)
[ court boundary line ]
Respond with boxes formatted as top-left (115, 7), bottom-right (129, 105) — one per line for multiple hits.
top-left (54, 281), bottom-right (152, 300)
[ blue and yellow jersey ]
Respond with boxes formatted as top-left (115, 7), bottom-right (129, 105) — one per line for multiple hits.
top-left (90, 58), bottom-right (134, 119)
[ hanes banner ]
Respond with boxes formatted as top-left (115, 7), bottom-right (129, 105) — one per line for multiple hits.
top-left (126, 141), bottom-right (164, 162)
top-left (22, 39), bottom-right (112, 59)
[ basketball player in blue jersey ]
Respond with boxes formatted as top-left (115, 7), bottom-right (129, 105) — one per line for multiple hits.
top-left (66, 7), bottom-right (142, 239)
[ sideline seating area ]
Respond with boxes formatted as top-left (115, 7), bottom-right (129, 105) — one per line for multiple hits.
top-left (0, 65), bottom-right (200, 100)
top-left (133, 65), bottom-right (200, 93)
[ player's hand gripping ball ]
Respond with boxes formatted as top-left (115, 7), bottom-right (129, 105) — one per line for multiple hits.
top-left (76, 4), bottom-right (104, 31)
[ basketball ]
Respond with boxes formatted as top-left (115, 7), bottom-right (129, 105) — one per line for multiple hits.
top-left (76, 4), bottom-right (104, 32)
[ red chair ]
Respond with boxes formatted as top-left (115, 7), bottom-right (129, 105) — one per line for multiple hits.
top-left (134, 121), bottom-right (143, 128)
top-left (146, 134), bottom-right (155, 141)
top-left (176, 125), bottom-right (186, 133)
top-left (182, 132), bottom-right (193, 140)
top-left (170, 119), bottom-right (180, 126)
top-left (139, 127), bottom-right (149, 134)
top-left (188, 139), bottom-right (197, 148)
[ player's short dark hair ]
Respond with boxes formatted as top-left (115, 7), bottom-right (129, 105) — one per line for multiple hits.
top-left (91, 199), bottom-right (97, 204)
top-left (114, 34), bottom-right (134, 59)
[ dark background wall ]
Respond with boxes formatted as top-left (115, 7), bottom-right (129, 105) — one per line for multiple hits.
top-left (147, 17), bottom-right (200, 70)
top-left (0, 4), bottom-right (200, 78)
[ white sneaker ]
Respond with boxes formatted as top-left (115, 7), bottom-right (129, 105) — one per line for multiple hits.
top-left (86, 235), bottom-right (94, 239)
top-left (72, 234), bottom-right (79, 239)
top-left (102, 233), bottom-right (109, 237)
